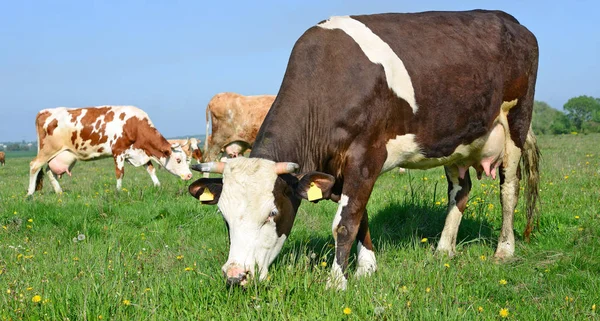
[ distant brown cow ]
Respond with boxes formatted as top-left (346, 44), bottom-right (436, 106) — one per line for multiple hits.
top-left (0, 151), bottom-right (5, 166)
top-left (203, 92), bottom-right (275, 162)
top-left (167, 138), bottom-right (203, 164)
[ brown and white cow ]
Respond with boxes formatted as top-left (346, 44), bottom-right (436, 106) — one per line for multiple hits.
top-left (0, 151), bottom-right (5, 166)
top-left (167, 138), bottom-right (203, 164)
top-left (189, 11), bottom-right (540, 289)
top-left (203, 92), bottom-right (275, 161)
top-left (27, 106), bottom-right (193, 196)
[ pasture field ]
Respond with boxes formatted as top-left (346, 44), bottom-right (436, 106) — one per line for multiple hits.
top-left (0, 134), bottom-right (599, 320)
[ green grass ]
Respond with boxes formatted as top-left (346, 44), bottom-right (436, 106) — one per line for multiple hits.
top-left (0, 134), bottom-right (599, 320)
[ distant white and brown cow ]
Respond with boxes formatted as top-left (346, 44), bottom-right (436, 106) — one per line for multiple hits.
top-left (27, 106), bottom-right (193, 196)
top-left (167, 138), bottom-right (203, 164)
top-left (0, 151), bottom-right (5, 166)
top-left (189, 11), bottom-right (540, 289)
top-left (203, 92), bottom-right (275, 161)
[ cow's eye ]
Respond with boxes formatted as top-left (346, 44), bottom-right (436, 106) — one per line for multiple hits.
top-left (177, 158), bottom-right (182, 164)
top-left (269, 208), bottom-right (278, 218)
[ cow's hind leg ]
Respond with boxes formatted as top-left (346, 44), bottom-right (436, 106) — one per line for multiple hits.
top-left (495, 139), bottom-right (522, 259)
top-left (144, 161), bottom-right (161, 187)
top-left (436, 165), bottom-right (472, 257)
top-left (355, 209), bottom-right (377, 278)
top-left (27, 157), bottom-right (49, 196)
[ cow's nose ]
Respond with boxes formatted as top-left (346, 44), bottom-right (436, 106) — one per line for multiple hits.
top-left (183, 173), bottom-right (192, 180)
top-left (225, 266), bottom-right (248, 286)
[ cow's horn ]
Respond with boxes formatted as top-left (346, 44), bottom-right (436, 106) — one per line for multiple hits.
top-left (275, 162), bottom-right (300, 174)
top-left (191, 162), bottom-right (225, 173)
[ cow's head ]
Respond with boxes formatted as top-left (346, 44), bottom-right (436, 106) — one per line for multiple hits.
top-left (189, 138), bottom-right (203, 163)
top-left (188, 157), bottom-right (334, 286)
top-left (160, 143), bottom-right (193, 180)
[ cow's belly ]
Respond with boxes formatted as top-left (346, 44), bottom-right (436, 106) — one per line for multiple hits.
top-left (381, 100), bottom-right (516, 178)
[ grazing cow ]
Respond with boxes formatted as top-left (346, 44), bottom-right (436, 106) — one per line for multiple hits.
top-left (167, 138), bottom-right (203, 164)
top-left (0, 151), bottom-right (5, 166)
top-left (189, 10), bottom-right (540, 289)
top-left (203, 92), bottom-right (275, 161)
top-left (27, 106), bottom-right (193, 196)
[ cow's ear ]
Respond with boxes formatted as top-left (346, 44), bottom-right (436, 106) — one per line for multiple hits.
top-left (295, 172), bottom-right (335, 202)
top-left (188, 178), bottom-right (223, 205)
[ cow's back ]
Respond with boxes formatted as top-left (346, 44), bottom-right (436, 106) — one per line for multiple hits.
top-left (35, 106), bottom-right (151, 160)
top-left (205, 92), bottom-right (275, 161)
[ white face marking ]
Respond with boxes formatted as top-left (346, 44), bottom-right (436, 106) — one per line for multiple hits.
top-left (318, 16), bottom-right (418, 114)
top-left (218, 158), bottom-right (285, 280)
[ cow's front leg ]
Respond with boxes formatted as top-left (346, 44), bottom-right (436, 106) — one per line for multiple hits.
top-left (327, 149), bottom-right (383, 290)
top-left (113, 154), bottom-right (125, 190)
top-left (495, 139), bottom-right (522, 259)
top-left (355, 209), bottom-right (377, 278)
top-left (144, 161), bottom-right (161, 187)
top-left (436, 165), bottom-right (472, 257)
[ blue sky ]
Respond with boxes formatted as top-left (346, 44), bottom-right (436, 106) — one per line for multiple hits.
top-left (1, 0), bottom-right (598, 142)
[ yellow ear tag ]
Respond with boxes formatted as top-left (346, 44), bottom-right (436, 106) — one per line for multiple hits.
top-left (307, 182), bottom-right (322, 201)
top-left (199, 188), bottom-right (214, 201)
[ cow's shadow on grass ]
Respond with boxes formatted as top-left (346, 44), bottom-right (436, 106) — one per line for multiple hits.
top-left (283, 202), bottom-right (499, 263)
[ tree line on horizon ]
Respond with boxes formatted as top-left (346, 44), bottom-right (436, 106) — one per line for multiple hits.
top-left (533, 95), bottom-right (600, 135)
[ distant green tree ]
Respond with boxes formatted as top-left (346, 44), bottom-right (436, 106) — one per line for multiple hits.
top-left (549, 113), bottom-right (573, 134)
top-left (532, 101), bottom-right (567, 135)
top-left (563, 95), bottom-right (600, 132)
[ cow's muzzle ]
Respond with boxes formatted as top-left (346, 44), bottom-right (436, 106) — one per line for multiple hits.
top-left (224, 265), bottom-right (249, 287)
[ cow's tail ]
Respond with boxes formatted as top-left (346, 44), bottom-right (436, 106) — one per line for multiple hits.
top-left (204, 105), bottom-right (212, 161)
top-left (521, 127), bottom-right (541, 242)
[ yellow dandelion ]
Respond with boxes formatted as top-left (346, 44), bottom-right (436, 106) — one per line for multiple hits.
top-left (401, 285), bottom-right (408, 292)
top-left (444, 263), bottom-right (450, 268)
top-left (592, 304), bottom-right (596, 311)
top-left (574, 216), bottom-right (580, 219)
top-left (321, 261), bottom-right (327, 267)
top-left (26, 225), bottom-right (32, 229)
top-left (578, 227), bottom-right (584, 231)
top-left (421, 238), bottom-right (428, 243)
top-left (406, 301), bottom-right (411, 308)
top-left (13, 211), bottom-right (17, 215)
top-left (480, 255), bottom-right (487, 261)
top-left (343, 307), bottom-right (352, 315)
top-left (98, 316), bottom-right (103, 320)
top-left (176, 255), bottom-right (184, 260)
top-left (27, 219), bottom-right (33, 223)
top-left (564, 175), bottom-right (569, 179)
top-left (499, 308), bottom-right (509, 318)
top-left (435, 201), bottom-right (441, 205)
top-left (499, 279), bottom-right (507, 285)
top-left (426, 287), bottom-right (431, 293)
top-left (26, 287), bottom-right (33, 291)
top-left (2, 225), bottom-right (6, 230)
top-left (423, 177), bottom-right (428, 181)
top-left (478, 306), bottom-right (484, 312)
top-left (122, 299), bottom-right (131, 306)
top-left (6, 289), bottom-right (11, 294)
top-left (32, 295), bottom-right (42, 303)
top-left (184, 267), bottom-right (193, 271)
top-left (73, 257), bottom-right (79, 261)
top-left (144, 288), bottom-right (151, 292)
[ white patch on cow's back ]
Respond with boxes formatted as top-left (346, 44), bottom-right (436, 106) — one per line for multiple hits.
top-left (318, 16), bottom-right (418, 114)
